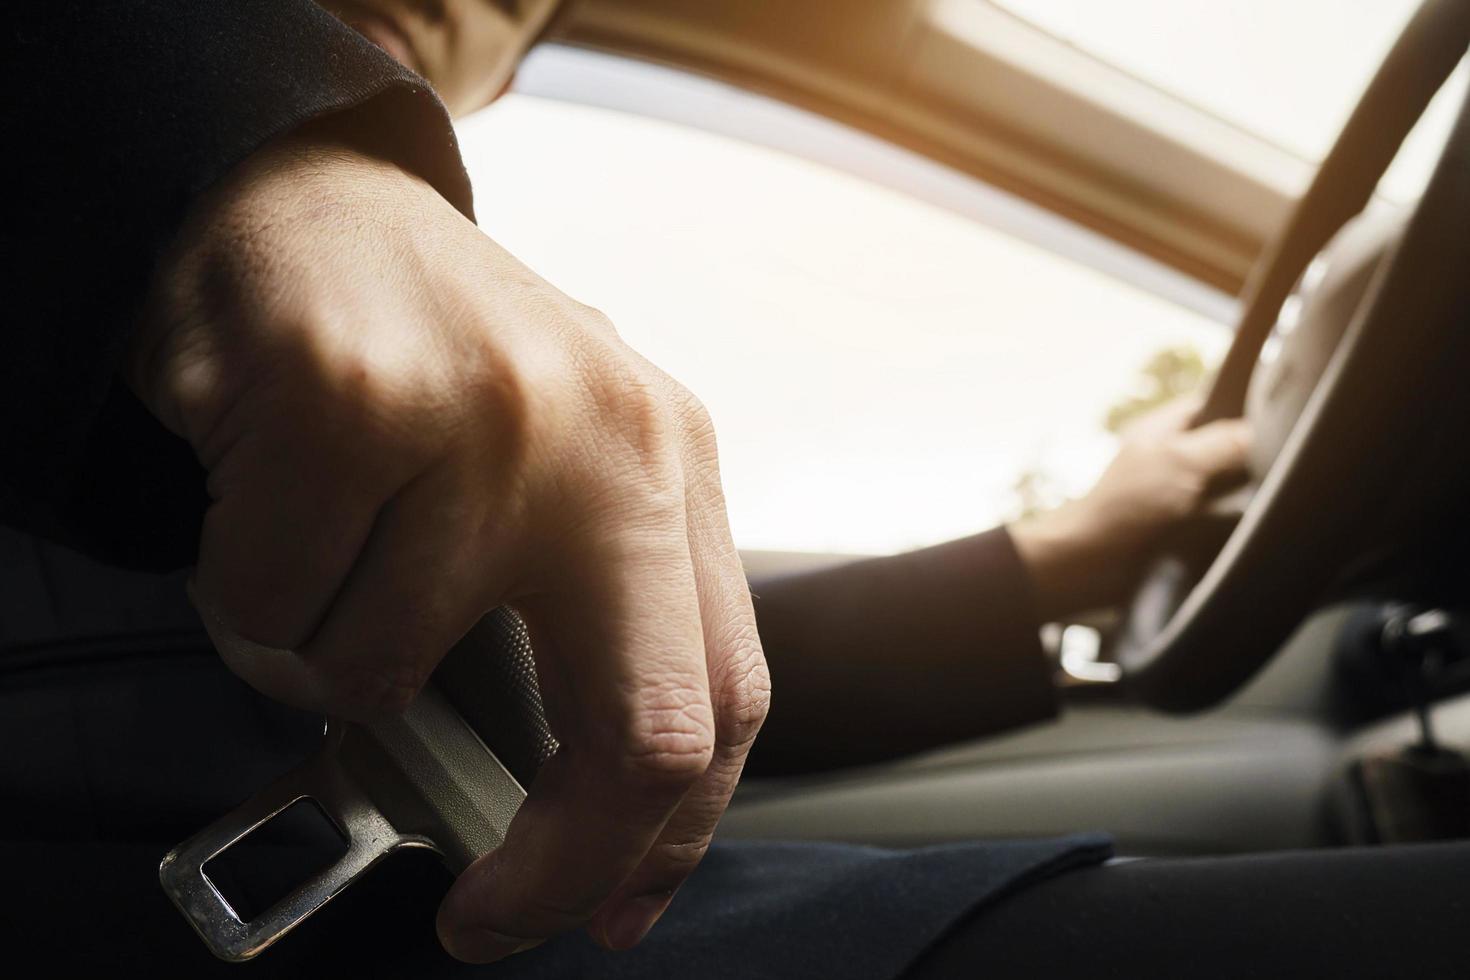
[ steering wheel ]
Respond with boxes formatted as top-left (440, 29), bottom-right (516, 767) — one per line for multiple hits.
top-left (1114, 0), bottom-right (1470, 711)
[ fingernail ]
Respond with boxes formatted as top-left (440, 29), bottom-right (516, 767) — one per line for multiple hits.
top-left (599, 893), bottom-right (673, 951)
top-left (440, 927), bottom-right (542, 963)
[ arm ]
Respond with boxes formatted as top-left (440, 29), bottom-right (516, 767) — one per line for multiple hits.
top-left (748, 405), bottom-right (1249, 776)
top-left (6, 0), bottom-right (470, 567)
top-left (748, 529), bottom-right (1053, 776)
top-left (11, 2), bottom-right (766, 962)
top-left (1009, 406), bottom-right (1251, 621)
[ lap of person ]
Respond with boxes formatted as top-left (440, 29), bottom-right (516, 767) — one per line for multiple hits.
top-left (0, 530), bottom-right (1108, 979)
top-left (11, 530), bottom-right (1464, 979)
top-left (910, 837), bottom-right (1470, 980)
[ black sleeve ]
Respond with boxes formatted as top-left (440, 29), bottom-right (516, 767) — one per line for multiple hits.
top-left (4, 0), bottom-right (474, 570)
top-left (747, 527), bottom-right (1057, 776)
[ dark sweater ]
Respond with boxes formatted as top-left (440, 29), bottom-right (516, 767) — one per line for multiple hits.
top-left (5, 0), bottom-right (470, 570)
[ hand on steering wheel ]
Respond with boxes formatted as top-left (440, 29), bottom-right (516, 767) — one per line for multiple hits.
top-left (1113, 0), bottom-right (1470, 710)
top-left (1011, 400), bottom-right (1249, 622)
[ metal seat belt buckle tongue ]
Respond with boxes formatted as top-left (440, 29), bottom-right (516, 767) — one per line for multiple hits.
top-left (160, 608), bottom-right (556, 962)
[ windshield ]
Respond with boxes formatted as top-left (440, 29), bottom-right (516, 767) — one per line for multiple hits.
top-left (994, 0), bottom-right (1469, 201)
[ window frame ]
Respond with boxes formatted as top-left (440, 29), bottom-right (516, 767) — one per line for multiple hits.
top-left (553, 0), bottom-right (1310, 296)
top-left (513, 43), bottom-right (1239, 326)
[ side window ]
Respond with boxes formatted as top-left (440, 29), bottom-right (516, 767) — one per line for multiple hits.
top-left (457, 48), bottom-right (1229, 556)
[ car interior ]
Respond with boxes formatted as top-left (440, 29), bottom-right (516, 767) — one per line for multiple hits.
top-left (556, 0), bottom-right (1470, 859)
top-left (5, 0), bottom-right (1470, 965)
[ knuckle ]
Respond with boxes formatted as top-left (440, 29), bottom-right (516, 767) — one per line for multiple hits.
top-left (576, 302), bottom-right (619, 337)
top-left (605, 375), bottom-right (674, 465)
top-left (712, 629), bottom-right (772, 749)
top-left (659, 375), bottom-right (708, 429)
top-left (643, 366), bottom-right (718, 460)
top-left (674, 387), bottom-right (718, 455)
top-left (572, 340), bottom-right (679, 471)
top-left (649, 835), bottom-right (711, 878)
top-left (619, 700), bottom-right (717, 787)
top-left (318, 345), bottom-right (388, 411)
top-left (156, 334), bottom-right (231, 445)
top-left (462, 343), bottom-right (531, 429)
top-left (312, 349), bottom-right (432, 460)
top-left (452, 337), bottom-right (533, 463)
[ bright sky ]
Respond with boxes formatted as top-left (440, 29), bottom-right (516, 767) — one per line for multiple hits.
top-left (455, 5), bottom-right (1461, 555)
top-left (458, 99), bottom-right (1225, 555)
top-left (996, 0), bottom-right (1468, 201)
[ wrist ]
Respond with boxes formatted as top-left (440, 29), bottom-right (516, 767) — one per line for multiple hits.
top-left (1009, 502), bottom-right (1117, 621)
top-left (237, 112), bottom-right (425, 200)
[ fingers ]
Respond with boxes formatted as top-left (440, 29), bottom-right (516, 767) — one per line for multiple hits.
top-left (1120, 395), bottom-right (1202, 439)
top-left (1175, 418), bottom-right (1251, 478)
top-left (148, 138), bottom-right (771, 968)
top-left (295, 464), bottom-right (507, 718)
top-left (585, 403), bottom-right (770, 950)
top-left (436, 517), bottom-right (717, 962)
top-left (193, 425), bottom-right (387, 649)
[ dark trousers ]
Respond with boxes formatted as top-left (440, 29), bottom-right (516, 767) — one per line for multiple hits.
top-left (911, 842), bottom-right (1470, 979)
top-left (4, 529), bottom-right (1468, 978)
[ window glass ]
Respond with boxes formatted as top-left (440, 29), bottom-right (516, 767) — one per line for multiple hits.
top-left (993, 0), bottom-right (1467, 201)
top-left (457, 92), bottom-right (1227, 555)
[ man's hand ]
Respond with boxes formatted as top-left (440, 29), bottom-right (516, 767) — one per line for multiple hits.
top-left (1010, 400), bottom-right (1250, 620)
top-left (129, 125), bottom-right (769, 961)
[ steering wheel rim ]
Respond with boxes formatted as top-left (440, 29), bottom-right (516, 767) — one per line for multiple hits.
top-left (1115, 0), bottom-right (1470, 711)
